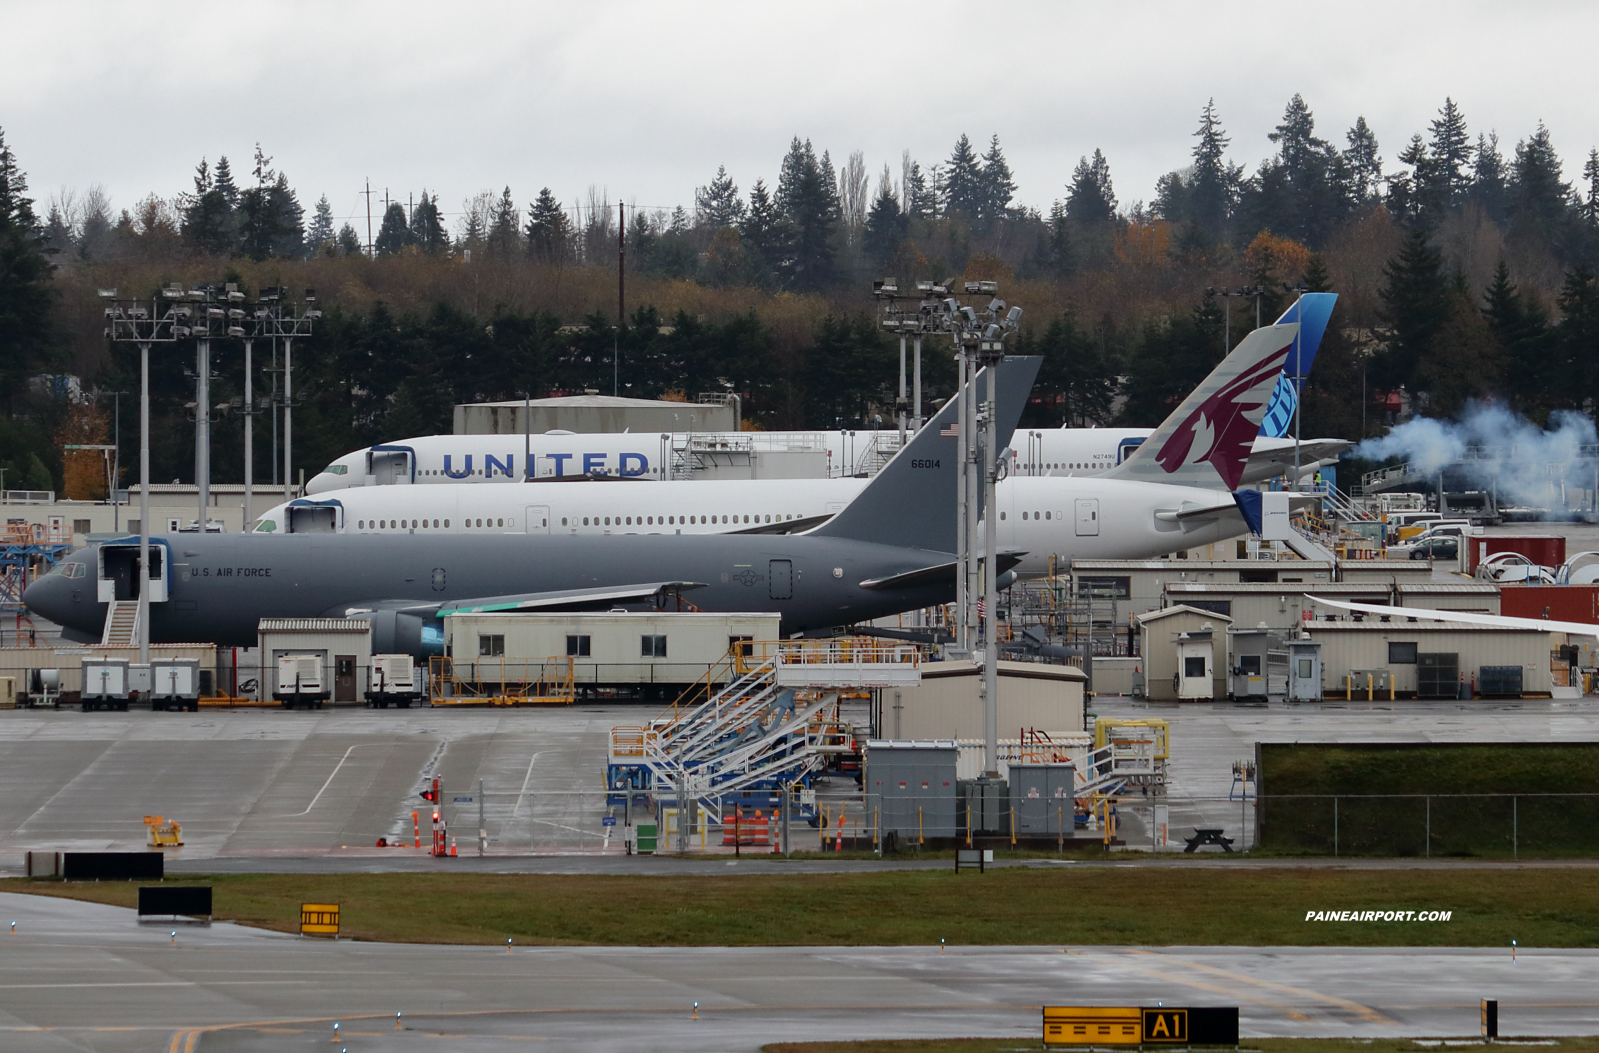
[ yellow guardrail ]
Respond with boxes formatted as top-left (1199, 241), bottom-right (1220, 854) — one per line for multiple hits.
top-left (430, 655), bottom-right (575, 706)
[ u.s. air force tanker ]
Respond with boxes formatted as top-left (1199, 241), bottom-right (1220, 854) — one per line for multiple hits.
top-left (27, 359), bottom-right (1035, 655)
top-left (251, 318), bottom-right (1313, 581)
top-left (302, 294), bottom-right (1342, 495)
top-left (28, 322), bottom-right (1302, 657)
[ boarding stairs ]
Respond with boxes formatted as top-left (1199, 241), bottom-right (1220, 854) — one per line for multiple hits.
top-left (101, 600), bottom-right (140, 646)
top-left (1303, 479), bottom-right (1378, 524)
top-left (608, 642), bottom-right (921, 823)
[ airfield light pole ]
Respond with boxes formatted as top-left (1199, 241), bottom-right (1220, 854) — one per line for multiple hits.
top-left (102, 286), bottom-right (182, 664)
top-left (257, 291), bottom-right (320, 503)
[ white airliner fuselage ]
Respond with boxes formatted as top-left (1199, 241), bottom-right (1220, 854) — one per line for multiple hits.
top-left (257, 475), bottom-right (1246, 580)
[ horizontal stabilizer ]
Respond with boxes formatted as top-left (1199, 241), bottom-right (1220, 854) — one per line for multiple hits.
top-left (860, 553), bottom-right (1023, 591)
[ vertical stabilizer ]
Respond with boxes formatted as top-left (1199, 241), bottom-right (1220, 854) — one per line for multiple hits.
top-left (1105, 324), bottom-right (1297, 490)
top-left (812, 355), bottom-right (1042, 552)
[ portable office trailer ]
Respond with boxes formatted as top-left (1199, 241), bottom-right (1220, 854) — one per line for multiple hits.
top-left (864, 740), bottom-right (958, 845)
top-left (878, 660), bottom-right (1085, 740)
top-left (1162, 581), bottom-right (1500, 635)
top-left (442, 611), bottom-right (781, 699)
top-left (1135, 606), bottom-right (1232, 701)
top-left (257, 619), bottom-right (373, 705)
top-left (1303, 623), bottom-right (1554, 698)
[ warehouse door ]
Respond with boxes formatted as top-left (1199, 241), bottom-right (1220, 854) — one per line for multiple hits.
top-left (769, 559), bottom-right (793, 600)
top-left (524, 506), bottom-right (550, 534)
top-left (1075, 498), bottom-right (1099, 536)
top-left (1416, 653), bottom-right (1458, 698)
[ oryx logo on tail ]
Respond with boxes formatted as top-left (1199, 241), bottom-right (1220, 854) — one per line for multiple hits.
top-left (1153, 341), bottom-right (1293, 490)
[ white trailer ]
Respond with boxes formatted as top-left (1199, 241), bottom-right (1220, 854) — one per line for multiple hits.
top-left (274, 654), bottom-right (329, 709)
top-left (443, 611), bottom-right (781, 701)
top-left (150, 658), bottom-right (201, 712)
top-left (81, 657), bottom-right (130, 712)
top-left (367, 653), bottom-right (421, 708)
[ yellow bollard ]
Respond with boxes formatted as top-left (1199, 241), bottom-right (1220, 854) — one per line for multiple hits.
top-left (940, 937), bottom-right (945, 954)
top-left (1367, 673), bottom-right (1374, 702)
top-left (966, 804), bottom-right (973, 848)
top-left (1346, 673), bottom-right (1352, 699)
top-left (918, 806), bottom-right (923, 846)
top-left (873, 806), bottom-right (880, 851)
top-left (332, 1022), bottom-right (339, 1043)
top-left (693, 1001), bottom-right (699, 1020)
top-left (1011, 806), bottom-right (1017, 847)
top-left (170, 930), bottom-right (176, 947)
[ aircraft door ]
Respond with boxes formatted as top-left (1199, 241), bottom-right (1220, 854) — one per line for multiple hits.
top-left (1075, 498), bottom-right (1099, 537)
top-left (287, 504), bottom-right (340, 533)
top-left (367, 448), bottom-right (412, 485)
top-left (524, 506), bottom-right (551, 534)
top-left (769, 559), bottom-right (793, 600)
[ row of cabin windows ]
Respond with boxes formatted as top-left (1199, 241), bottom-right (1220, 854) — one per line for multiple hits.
top-left (420, 468), bottom-right (666, 477)
top-left (1031, 462), bottom-right (1105, 470)
top-left (357, 518), bottom-right (508, 529)
top-left (482, 633), bottom-right (753, 659)
top-left (561, 514), bottom-right (799, 527)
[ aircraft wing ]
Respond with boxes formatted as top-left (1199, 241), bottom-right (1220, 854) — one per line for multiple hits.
top-left (1307, 596), bottom-right (1599, 639)
top-left (729, 513), bottom-right (834, 535)
top-left (859, 553), bottom-right (1024, 591)
top-left (330, 582), bottom-right (708, 619)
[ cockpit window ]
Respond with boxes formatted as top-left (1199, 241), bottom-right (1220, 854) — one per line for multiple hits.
top-left (254, 520), bottom-right (277, 532)
top-left (52, 561), bottom-right (85, 578)
top-left (325, 464), bottom-right (348, 475)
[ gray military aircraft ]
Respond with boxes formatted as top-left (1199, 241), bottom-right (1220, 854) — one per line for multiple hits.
top-left (26, 358), bottom-right (1041, 656)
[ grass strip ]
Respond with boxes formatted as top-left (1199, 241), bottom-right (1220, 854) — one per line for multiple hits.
top-left (6, 867), bottom-right (1599, 947)
top-left (762, 1042), bottom-right (1594, 1053)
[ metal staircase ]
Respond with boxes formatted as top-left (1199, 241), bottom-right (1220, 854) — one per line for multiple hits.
top-left (101, 599), bottom-right (139, 646)
top-left (608, 642), bottom-right (920, 823)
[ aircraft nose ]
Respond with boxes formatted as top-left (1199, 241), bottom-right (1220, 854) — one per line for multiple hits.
top-left (22, 572), bottom-right (69, 625)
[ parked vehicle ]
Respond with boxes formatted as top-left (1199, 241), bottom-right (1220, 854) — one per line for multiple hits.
top-left (1406, 536), bottom-right (1460, 561)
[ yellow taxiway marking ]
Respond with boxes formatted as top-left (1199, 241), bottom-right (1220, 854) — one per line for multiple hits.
top-left (1129, 950), bottom-right (1396, 1025)
top-left (1074, 949), bottom-right (1308, 1021)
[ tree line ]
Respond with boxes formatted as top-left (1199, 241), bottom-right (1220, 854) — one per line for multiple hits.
top-left (5, 91), bottom-right (1599, 494)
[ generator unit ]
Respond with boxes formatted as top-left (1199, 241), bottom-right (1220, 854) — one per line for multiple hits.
top-left (367, 653), bottom-right (421, 708)
top-left (81, 657), bottom-right (130, 712)
top-left (150, 658), bottom-right (201, 712)
top-left (274, 654), bottom-right (328, 709)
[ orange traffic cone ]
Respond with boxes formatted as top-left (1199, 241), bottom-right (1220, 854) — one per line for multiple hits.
top-left (449, 837), bottom-right (458, 857)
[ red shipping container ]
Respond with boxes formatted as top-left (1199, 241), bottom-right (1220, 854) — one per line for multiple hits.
top-left (1500, 584), bottom-right (1599, 624)
top-left (1466, 535), bottom-right (1566, 574)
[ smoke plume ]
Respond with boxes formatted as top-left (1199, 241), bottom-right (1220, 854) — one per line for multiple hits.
top-left (1353, 402), bottom-right (1597, 508)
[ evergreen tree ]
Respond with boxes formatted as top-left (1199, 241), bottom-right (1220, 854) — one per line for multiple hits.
top-left (1556, 266), bottom-right (1599, 413)
top-left (772, 138), bottom-right (835, 290)
top-left (307, 194), bottom-right (335, 249)
top-left (0, 127), bottom-right (57, 407)
top-left (213, 155), bottom-right (239, 209)
top-left (1427, 97), bottom-right (1473, 205)
top-left (1118, 298), bottom-right (1226, 424)
top-left (1510, 122), bottom-right (1571, 231)
top-left (1034, 313), bottom-right (1114, 425)
top-left (181, 157), bottom-right (235, 254)
top-left (525, 188), bottom-right (571, 262)
top-left (903, 159), bottom-right (934, 219)
top-left (862, 181), bottom-right (906, 271)
top-left (940, 133), bottom-right (984, 219)
top-left (978, 134), bottom-right (1015, 223)
top-left (1268, 94), bottom-right (1328, 178)
top-left (408, 189), bottom-right (447, 253)
top-left (237, 146), bottom-right (304, 260)
top-left (336, 222), bottom-right (363, 257)
top-left (1469, 132), bottom-right (1509, 222)
top-left (1066, 149), bottom-right (1117, 222)
top-left (1039, 200), bottom-right (1072, 277)
top-left (374, 202), bottom-right (409, 255)
top-left (1583, 149), bottom-right (1599, 225)
top-left (487, 187), bottom-right (520, 256)
top-left (1391, 133), bottom-right (1441, 225)
top-left (1186, 99), bottom-right (1237, 244)
top-left (739, 178), bottom-right (787, 283)
top-left (1302, 253), bottom-right (1333, 293)
top-left (695, 165), bottom-right (744, 229)
top-left (41, 203), bottom-right (72, 255)
top-left (1344, 117), bottom-right (1382, 203)
top-left (1375, 225), bottom-right (1450, 395)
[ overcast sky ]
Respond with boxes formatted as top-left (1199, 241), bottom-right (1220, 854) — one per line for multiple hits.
top-left (5, 1), bottom-right (1596, 233)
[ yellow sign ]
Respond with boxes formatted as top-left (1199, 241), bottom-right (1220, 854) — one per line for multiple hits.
top-left (1043, 1006), bottom-right (1142, 1046)
top-left (1142, 1008), bottom-right (1189, 1043)
top-left (300, 903), bottom-right (340, 936)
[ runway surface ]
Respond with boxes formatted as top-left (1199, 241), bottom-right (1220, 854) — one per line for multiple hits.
top-left (3, 697), bottom-right (1599, 871)
top-left (0, 892), bottom-right (1592, 1053)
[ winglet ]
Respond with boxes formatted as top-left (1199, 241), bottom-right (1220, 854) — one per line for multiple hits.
top-left (1104, 324), bottom-right (1297, 490)
top-left (812, 355), bottom-right (1042, 553)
